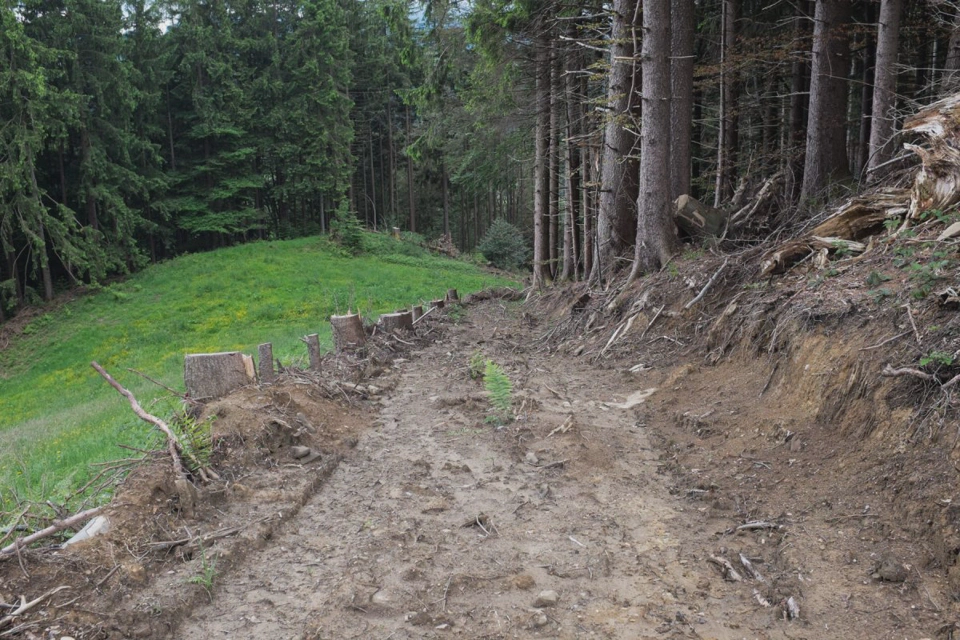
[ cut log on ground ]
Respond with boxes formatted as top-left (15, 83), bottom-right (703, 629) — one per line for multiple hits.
top-left (330, 313), bottom-right (366, 353)
top-left (183, 352), bottom-right (256, 401)
top-left (760, 199), bottom-right (895, 275)
top-left (258, 343), bottom-right (275, 382)
top-left (674, 195), bottom-right (727, 237)
top-left (305, 334), bottom-right (322, 371)
top-left (380, 311), bottom-right (413, 333)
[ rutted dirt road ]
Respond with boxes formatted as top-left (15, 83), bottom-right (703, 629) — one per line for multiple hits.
top-left (167, 299), bottom-right (943, 639)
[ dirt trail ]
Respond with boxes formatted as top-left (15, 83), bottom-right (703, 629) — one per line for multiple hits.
top-left (170, 301), bottom-right (939, 639)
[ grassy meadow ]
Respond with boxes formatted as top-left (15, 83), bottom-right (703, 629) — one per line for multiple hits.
top-left (0, 234), bottom-right (514, 509)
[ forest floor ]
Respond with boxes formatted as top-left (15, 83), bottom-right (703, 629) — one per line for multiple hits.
top-left (3, 270), bottom-right (958, 638)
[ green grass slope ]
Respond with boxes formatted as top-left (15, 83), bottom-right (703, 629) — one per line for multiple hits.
top-left (0, 234), bottom-right (514, 508)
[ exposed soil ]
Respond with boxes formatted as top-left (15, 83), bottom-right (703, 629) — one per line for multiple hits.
top-left (3, 264), bottom-right (960, 639)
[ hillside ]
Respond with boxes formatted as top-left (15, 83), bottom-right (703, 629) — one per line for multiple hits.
top-left (0, 234), bottom-right (514, 510)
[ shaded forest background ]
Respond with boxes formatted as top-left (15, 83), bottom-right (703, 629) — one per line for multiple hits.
top-left (1, 0), bottom-right (957, 319)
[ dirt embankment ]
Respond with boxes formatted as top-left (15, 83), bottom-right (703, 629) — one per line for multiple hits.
top-left (3, 243), bottom-right (960, 639)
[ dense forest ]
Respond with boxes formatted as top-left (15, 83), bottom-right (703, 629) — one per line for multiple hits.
top-left (1, 0), bottom-right (958, 318)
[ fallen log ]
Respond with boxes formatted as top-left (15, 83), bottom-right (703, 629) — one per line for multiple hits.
top-left (674, 195), bottom-right (727, 238)
top-left (0, 508), bottom-right (103, 558)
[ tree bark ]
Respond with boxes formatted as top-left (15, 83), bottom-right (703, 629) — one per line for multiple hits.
top-left (561, 37), bottom-right (582, 281)
top-left (715, 0), bottom-right (739, 206)
top-left (549, 43), bottom-right (562, 279)
top-left (331, 313), bottom-right (366, 352)
top-left (305, 334), bottom-right (322, 371)
top-left (406, 105), bottom-right (416, 232)
top-left (866, 0), bottom-right (902, 180)
top-left (630, 0), bottom-right (676, 277)
top-left (258, 343), bottom-right (275, 382)
top-left (670, 0), bottom-right (695, 201)
top-left (857, 6), bottom-right (876, 177)
top-left (442, 162), bottom-right (450, 237)
top-left (183, 352), bottom-right (256, 400)
top-left (800, 0), bottom-right (852, 204)
top-left (784, 0), bottom-right (812, 202)
top-left (532, 32), bottom-right (552, 289)
top-left (379, 312), bottom-right (412, 333)
top-left (594, 0), bottom-right (640, 283)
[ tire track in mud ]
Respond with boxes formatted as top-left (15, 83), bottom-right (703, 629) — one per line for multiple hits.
top-left (173, 303), bottom-right (789, 639)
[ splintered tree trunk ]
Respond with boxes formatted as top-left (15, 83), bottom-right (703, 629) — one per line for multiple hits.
top-left (801, 0), bottom-right (852, 203)
top-left (866, 0), bottom-right (902, 180)
top-left (670, 0), bottom-right (695, 201)
top-left (258, 343), bottom-right (275, 382)
top-left (330, 313), bottom-right (366, 352)
top-left (380, 311), bottom-right (413, 333)
top-left (594, 0), bottom-right (640, 282)
top-left (715, 0), bottom-right (739, 206)
top-left (630, 0), bottom-right (676, 276)
top-left (184, 352), bottom-right (256, 401)
top-left (903, 93), bottom-right (960, 219)
top-left (305, 334), bottom-right (322, 371)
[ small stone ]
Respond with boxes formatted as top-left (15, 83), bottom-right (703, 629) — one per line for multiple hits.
top-left (874, 553), bottom-right (907, 582)
top-left (290, 446), bottom-right (312, 459)
top-left (525, 451), bottom-right (540, 466)
top-left (789, 438), bottom-right (802, 453)
top-left (532, 612), bottom-right (549, 628)
top-left (534, 590), bottom-right (559, 607)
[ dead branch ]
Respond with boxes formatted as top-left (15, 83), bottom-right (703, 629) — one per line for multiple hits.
top-left (859, 331), bottom-right (910, 351)
top-left (0, 508), bottom-right (103, 559)
top-left (708, 555), bottom-right (743, 581)
top-left (903, 304), bottom-right (922, 346)
top-left (0, 586), bottom-right (71, 630)
top-left (127, 367), bottom-right (198, 405)
top-left (92, 361), bottom-right (186, 477)
top-left (412, 305), bottom-right (438, 326)
top-left (684, 259), bottom-right (730, 310)
top-left (882, 363), bottom-right (960, 389)
top-left (147, 515), bottom-right (274, 552)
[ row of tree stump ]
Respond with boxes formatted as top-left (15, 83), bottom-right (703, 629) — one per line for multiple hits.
top-left (182, 289), bottom-right (461, 401)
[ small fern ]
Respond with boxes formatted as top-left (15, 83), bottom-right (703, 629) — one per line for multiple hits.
top-left (469, 350), bottom-right (486, 380)
top-left (172, 413), bottom-right (215, 472)
top-left (483, 360), bottom-right (513, 425)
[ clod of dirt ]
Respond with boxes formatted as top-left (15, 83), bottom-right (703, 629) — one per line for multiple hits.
top-left (291, 445), bottom-right (312, 459)
top-left (533, 590), bottom-right (559, 607)
top-left (525, 451), bottom-right (539, 465)
top-left (508, 573), bottom-right (536, 590)
top-left (873, 553), bottom-right (908, 582)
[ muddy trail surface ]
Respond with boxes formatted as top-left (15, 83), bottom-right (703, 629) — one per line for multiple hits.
top-left (160, 299), bottom-right (943, 640)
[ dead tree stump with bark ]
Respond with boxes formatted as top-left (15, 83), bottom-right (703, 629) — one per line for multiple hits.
top-left (411, 305), bottom-right (424, 322)
top-left (330, 313), bottom-right (366, 353)
top-left (258, 343), bottom-right (275, 382)
top-left (380, 311), bottom-right (413, 333)
top-left (430, 299), bottom-right (446, 309)
top-left (446, 288), bottom-right (460, 303)
top-left (184, 352), bottom-right (256, 401)
top-left (305, 334), bottom-right (322, 371)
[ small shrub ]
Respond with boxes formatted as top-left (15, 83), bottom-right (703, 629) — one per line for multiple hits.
top-left (920, 351), bottom-right (955, 367)
top-left (329, 204), bottom-right (364, 254)
top-left (469, 350), bottom-right (485, 380)
top-left (477, 219), bottom-right (530, 271)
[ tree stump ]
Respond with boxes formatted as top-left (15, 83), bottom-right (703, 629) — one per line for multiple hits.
top-left (258, 343), bottom-right (275, 383)
top-left (330, 313), bottom-right (366, 352)
top-left (411, 305), bottom-right (424, 322)
top-left (184, 352), bottom-right (256, 401)
top-left (380, 311), bottom-right (413, 333)
top-left (445, 288), bottom-right (460, 303)
top-left (430, 299), bottom-right (445, 309)
top-left (305, 334), bottom-right (322, 371)
top-left (674, 194), bottom-right (727, 237)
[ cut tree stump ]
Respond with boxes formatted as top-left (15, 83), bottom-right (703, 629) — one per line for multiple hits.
top-left (430, 299), bottom-right (446, 309)
top-left (184, 352), bottom-right (255, 401)
top-left (330, 313), bottom-right (366, 353)
top-left (305, 334), bottom-right (322, 371)
top-left (445, 288), bottom-right (460, 303)
top-left (258, 343), bottom-right (275, 383)
top-left (411, 305), bottom-right (424, 322)
top-left (380, 311), bottom-right (413, 333)
top-left (674, 194), bottom-right (727, 237)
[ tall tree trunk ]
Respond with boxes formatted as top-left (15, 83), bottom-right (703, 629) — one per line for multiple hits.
top-left (583, 145), bottom-right (595, 277)
top-left (670, 0), bottom-right (695, 200)
top-left (386, 99), bottom-right (396, 223)
top-left (369, 130), bottom-right (378, 231)
top-left (562, 37), bottom-right (583, 281)
top-left (800, 0), bottom-right (852, 204)
top-left (714, 0), bottom-right (739, 207)
top-left (785, 0), bottom-right (812, 202)
top-left (945, 11), bottom-right (960, 93)
top-left (594, 0), bottom-right (640, 283)
top-left (866, 0), bottom-right (902, 180)
top-left (548, 43), bottom-right (562, 279)
top-left (406, 105), bottom-right (416, 232)
top-left (442, 163), bottom-right (450, 237)
top-left (631, 0), bottom-right (676, 276)
top-left (532, 32), bottom-right (552, 288)
top-left (857, 6), bottom-right (876, 177)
